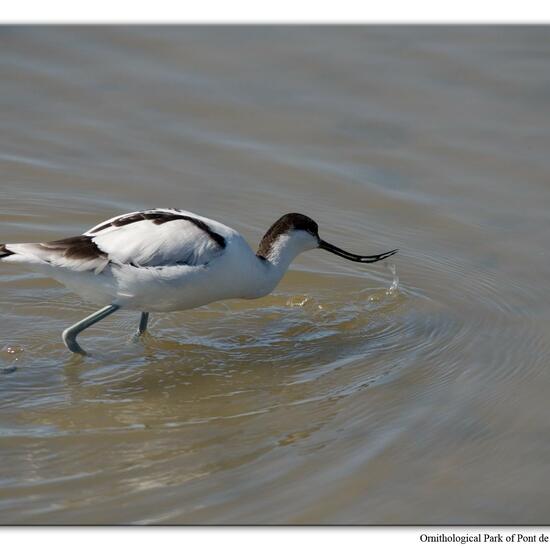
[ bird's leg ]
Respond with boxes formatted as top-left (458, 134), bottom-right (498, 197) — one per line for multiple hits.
top-left (62, 304), bottom-right (120, 355)
top-left (136, 312), bottom-right (149, 336)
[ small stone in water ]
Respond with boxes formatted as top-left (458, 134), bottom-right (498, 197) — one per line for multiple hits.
top-left (1, 365), bottom-right (17, 374)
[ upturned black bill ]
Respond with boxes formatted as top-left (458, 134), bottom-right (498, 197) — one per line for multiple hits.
top-left (318, 240), bottom-right (398, 263)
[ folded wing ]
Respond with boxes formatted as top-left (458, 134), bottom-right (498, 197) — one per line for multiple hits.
top-left (2, 209), bottom-right (228, 273)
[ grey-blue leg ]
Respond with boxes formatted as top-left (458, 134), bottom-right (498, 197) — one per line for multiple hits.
top-left (137, 312), bottom-right (149, 336)
top-left (62, 304), bottom-right (120, 354)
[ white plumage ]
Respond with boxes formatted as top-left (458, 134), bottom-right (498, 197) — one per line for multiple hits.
top-left (85, 209), bottom-right (226, 268)
top-left (0, 208), bottom-right (397, 354)
top-left (3, 209), bottom-right (260, 311)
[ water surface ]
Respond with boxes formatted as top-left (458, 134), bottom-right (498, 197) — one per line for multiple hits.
top-left (1, 26), bottom-right (550, 524)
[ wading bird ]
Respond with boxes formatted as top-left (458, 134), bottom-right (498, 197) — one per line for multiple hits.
top-left (0, 209), bottom-right (397, 354)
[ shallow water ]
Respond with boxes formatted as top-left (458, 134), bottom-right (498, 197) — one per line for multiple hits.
top-left (1, 26), bottom-right (550, 524)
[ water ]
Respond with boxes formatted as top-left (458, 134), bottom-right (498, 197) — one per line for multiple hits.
top-left (1, 26), bottom-right (550, 524)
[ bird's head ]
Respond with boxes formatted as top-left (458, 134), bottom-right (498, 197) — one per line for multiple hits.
top-left (257, 213), bottom-right (398, 264)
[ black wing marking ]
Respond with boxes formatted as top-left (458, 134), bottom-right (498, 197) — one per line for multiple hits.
top-left (88, 210), bottom-right (226, 248)
top-left (0, 244), bottom-right (15, 258)
top-left (40, 236), bottom-right (107, 261)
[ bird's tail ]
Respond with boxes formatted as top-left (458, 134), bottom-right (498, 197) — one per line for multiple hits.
top-left (0, 241), bottom-right (107, 273)
top-left (0, 241), bottom-right (66, 273)
top-left (0, 244), bottom-right (15, 259)
top-left (0, 243), bottom-right (41, 264)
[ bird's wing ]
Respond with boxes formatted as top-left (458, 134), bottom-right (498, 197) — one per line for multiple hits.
top-left (3, 209), bottom-right (229, 272)
top-left (86, 208), bottom-right (228, 268)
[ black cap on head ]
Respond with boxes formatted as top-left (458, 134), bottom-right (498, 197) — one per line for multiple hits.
top-left (278, 213), bottom-right (319, 235)
top-left (257, 213), bottom-right (319, 259)
top-left (257, 212), bottom-right (398, 264)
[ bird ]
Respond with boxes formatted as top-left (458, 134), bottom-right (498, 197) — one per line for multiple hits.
top-left (0, 208), bottom-right (398, 354)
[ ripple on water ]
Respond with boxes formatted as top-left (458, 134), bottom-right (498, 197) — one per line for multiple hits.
top-left (0, 266), bottom-right (403, 427)
top-left (1, 250), bottom-right (546, 525)
top-left (1, 247), bottom-right (541, 429)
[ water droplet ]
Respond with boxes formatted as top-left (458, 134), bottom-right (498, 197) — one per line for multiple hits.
top-left (385, 262), bottom-right (399, 296)
top-left (1, 344), bottom-right (23, 356)
top-left (287, 295), bottom-right (309, 308)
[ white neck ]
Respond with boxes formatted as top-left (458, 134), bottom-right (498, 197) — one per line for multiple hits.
top-left (263, 233), bottom-right (304, 270)
top-left (245, 233), bottom-right (314, 299)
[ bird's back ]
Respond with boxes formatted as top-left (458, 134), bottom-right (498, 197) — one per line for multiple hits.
top-left (0, 208), bottom-right (251, 310)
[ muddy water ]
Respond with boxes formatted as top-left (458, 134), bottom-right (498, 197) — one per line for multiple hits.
top-left (1, 26), bottom-right (550, 524)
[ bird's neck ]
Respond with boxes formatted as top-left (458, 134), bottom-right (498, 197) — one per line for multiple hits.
top-left (250, 234), bottom-right (303, 297)
top-left (261, 233), bottom-right (304, 268)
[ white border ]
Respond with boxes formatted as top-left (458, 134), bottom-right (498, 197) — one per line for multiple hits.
top-left (1, 0), bottom-right (550, 23)
top-left (2, 7), bottom-right (549, 545)
top-left (4, 527), bottom-right (550, 549)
